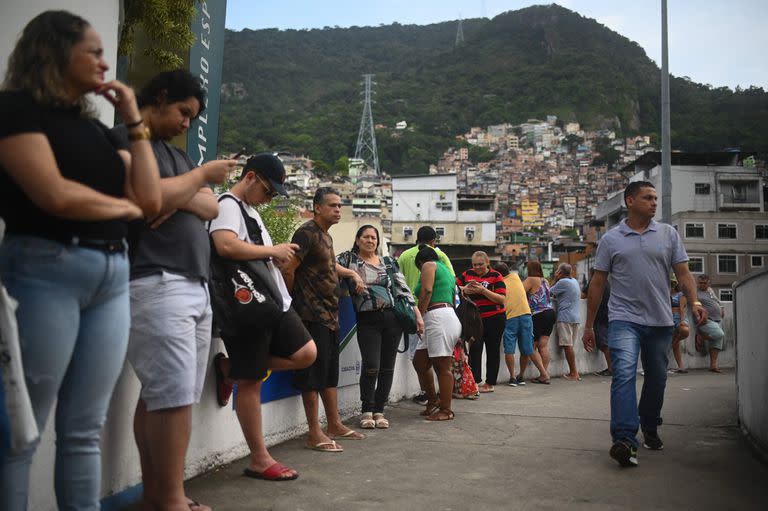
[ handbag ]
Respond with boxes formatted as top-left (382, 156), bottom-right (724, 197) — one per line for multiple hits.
top-left (0, 219), bottom-right (39, 454)
top-left (383, 256), bottom-right (418, 336)
top-left (455, 294), bottom-right (484, 346)
top-left (452, 341), bottom-right (479, 398)
top-left (208, 195), bottom-right (283, 337)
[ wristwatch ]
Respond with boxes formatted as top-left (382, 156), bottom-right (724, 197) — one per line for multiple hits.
top-left (692, 301), bottom-right (703, 306)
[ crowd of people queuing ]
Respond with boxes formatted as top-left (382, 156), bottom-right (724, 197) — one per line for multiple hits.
top-left (0, 9), bottom-right (728, 511)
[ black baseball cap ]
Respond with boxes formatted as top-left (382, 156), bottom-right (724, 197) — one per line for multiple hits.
top-left (243, 153), bottom-right (288, 196)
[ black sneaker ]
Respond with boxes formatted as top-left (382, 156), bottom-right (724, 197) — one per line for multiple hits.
top-left (412, 391), bottom-right (428, 406)
top-left (642, 430), bottom-right (664, 450)
top-left (508, 378), bottom-right (518, 387)
top-left (515, 376), bottom-right (526, 386)
top-left (609, 439), bottom-right (638, 467)
top-left (595, 368), bottom-right (612, 377)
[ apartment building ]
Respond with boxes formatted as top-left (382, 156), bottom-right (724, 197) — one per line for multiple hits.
top-left (390, 174), bottom-right (496, 264)
top-left (594, 152), bottom-right (767, 299)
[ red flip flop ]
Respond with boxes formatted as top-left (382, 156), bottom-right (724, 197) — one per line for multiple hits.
top-left (243, 462), bottom-right (299, 481)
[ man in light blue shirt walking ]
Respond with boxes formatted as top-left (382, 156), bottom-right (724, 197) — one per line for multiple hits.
top-left (583, 181), bottom-right (706, 468)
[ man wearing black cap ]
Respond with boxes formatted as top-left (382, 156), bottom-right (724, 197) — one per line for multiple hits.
top-left (209, 153), bottom-right (318, 480)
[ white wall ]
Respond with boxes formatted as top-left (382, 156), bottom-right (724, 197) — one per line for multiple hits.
top-left (393, 190), bottom-right (456, 222)
top-left (0, 1), bottom-right (122, 126)
top-left (734, 269), bottom-right (768, 457)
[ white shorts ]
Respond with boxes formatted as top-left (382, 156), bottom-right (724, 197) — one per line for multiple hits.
top-left (408, 332), bottom-right (425, 360)
top-left (423, 306), bottom-right (461, 358)
top-left (127, 272), bottom-right (212, 411)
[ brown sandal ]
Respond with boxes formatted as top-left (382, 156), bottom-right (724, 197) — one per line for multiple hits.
top-left (419, 401), bottom-right (440, 416)
top-left (424, 408), bottom-right (454, 421)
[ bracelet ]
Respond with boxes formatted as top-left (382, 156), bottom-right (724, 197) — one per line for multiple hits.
top-left (125, 118), bottom-right (143, 128)
top-left (692, 301), bottom-right (703, 306)
top-left (128, 126), bottom-right (151, 142)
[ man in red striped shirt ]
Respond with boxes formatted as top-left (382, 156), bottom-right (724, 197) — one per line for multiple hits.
top-left (457, 251), bottom-right (507, 393)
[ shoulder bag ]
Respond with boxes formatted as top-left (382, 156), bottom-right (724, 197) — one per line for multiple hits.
top-left (383, 256), bottom-right (418, 336)
top-left (208, 195), bottom-right (282, 337)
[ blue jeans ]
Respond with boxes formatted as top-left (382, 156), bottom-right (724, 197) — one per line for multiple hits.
top-left (608, 320), bottom-right (674, 448)
top-left (503, 314), bottom-right (534, 355)
top-left (0, 236), bottom-right (130, 511)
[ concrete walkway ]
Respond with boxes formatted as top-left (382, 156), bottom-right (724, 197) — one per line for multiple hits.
top-left (125, 369), bottom-right (767, 510)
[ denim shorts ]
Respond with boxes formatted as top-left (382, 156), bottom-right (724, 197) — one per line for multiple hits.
top-left (503, 314), bottom-right (534, 355)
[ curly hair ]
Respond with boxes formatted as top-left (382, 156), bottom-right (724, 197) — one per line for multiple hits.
top-left (2, 11), bottom-right (91, 109)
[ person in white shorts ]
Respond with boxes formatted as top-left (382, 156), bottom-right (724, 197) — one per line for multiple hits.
top-left (120, 70), bottom-right (234, 511)
top-left (414, 246), bottom-right (461, 421)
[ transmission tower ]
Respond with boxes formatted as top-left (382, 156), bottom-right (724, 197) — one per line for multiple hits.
top-left (455, 17), bottom-right (465, 47)
top-left (354, 74), bottom-right (381, 175)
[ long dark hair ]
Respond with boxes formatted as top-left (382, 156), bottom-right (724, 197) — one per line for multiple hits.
top-left (3, 10), bottom-right (90, 108)
top-left (137, 69), bottom-right (206, 117)
top-left (351, 224), bottom-right (380, 254)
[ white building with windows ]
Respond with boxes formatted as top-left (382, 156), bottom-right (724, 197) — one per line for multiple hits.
top-left (390, 174), bottom-right (496, 263)
top-left (594, 152), bottom-right (768, 299)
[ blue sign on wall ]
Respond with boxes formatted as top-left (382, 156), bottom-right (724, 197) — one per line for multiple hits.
top-left (187, 1), bottom-right (227, 165)
top-left (258, 295), bottom-right (360, 404)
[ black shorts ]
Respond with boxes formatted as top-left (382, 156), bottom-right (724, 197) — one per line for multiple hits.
top-left (594, 321), bottom-right (609, 349)
top-left (221, 306), bottom-right (311, 381)
top-left (532, 309), bottom-right (556, 339)
top-left (293, 322), bottom-right (339, 391)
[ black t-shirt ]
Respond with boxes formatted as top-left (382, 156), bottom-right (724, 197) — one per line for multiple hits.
top-left (112, 125), bottom-right (211, 281)
top-left (0, 90), bottom-right (127, 241)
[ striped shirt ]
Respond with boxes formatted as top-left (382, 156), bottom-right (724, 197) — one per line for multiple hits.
top-left (456, 269), bottom-right (506, 318)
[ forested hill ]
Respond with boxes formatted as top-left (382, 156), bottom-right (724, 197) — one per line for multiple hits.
top-left (218, 4), bottom-right (768, 174)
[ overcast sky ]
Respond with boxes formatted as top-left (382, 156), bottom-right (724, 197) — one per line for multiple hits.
top-left (225, 0), bottom-right (767, 91)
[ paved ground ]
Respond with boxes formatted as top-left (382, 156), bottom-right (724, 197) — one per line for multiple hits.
top-left (125, 369), bottom-right (767, 511)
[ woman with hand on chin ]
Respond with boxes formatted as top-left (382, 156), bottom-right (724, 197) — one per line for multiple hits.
top-left (0, 11), bottom-right (161, 510)
top-left (338, 225), bottom-right (422, 429)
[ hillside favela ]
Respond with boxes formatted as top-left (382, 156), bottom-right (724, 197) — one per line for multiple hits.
top-left (1, 2), bottom-right (767, 511)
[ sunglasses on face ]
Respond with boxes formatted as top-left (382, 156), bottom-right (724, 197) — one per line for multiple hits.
top-left (256, 175), bottom-right (278, 198)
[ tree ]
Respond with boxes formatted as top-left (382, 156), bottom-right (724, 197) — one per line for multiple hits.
top-left (119, 0), bottom-right (197, 70)
top-left (468, 145), bottom-right (496, 163)
top-left (257, 198), bottom-right (302, 244)
top-left (333, 156), bottom-right (350, 176)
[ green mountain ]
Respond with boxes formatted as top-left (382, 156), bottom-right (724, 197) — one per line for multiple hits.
top-left (219, 4), bottom-right (768, 173)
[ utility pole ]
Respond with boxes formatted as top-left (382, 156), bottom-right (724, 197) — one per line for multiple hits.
top-left (661, 0), bottom-right (672, 223)
top-left (354, 74), bottom-right (381, 175)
